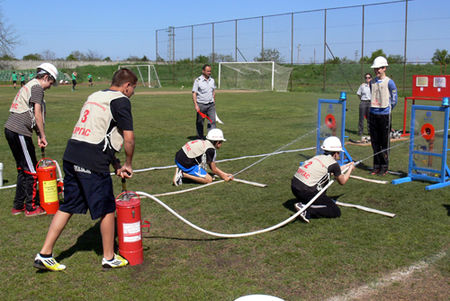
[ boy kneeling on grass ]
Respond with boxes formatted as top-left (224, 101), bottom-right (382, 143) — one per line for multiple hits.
top-left (291, 136), bottom-right (355, 223)
top-left (173, 128), bottom-right (233, 186)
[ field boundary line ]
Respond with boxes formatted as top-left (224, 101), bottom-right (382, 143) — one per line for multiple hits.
top-left (326, 249), bottom-right (447, 301)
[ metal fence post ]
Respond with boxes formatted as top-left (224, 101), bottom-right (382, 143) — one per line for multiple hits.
top-left (235, 19), bottom-right (238, 62)
top-left (361, 5), bottom-right (365, 79)
top-left (403, 0), bottom-right (409, 95)
top-left (323, 9), bottom-right (327, 92)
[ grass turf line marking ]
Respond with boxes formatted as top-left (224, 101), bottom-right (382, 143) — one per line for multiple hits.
top-left (326, 250), bottom-right (447, 301)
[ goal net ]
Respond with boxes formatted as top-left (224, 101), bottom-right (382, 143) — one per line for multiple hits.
top-left (218, 61), bottom-right (293, 91)
top-left (118, 64), bottom-right (161, 88)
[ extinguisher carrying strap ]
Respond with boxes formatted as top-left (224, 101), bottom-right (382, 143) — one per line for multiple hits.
top-left (36, 158), bottom-right (56, 169)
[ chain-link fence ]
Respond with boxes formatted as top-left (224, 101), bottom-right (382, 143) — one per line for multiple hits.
top-left (155, 0), bottom-right (450, 93)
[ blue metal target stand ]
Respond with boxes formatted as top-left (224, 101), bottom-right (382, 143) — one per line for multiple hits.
top-left (392, 97), bottom-right (450, 190)
top-left (316, 92), bottom-right (353, 165)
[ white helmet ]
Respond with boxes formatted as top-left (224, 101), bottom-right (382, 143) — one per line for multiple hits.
top-left (321, 136), bottom-right (342, 152)
top-left (206, 128), bottom-right (226, 141)
top-left (371, 56), bottom-right (388, 68)
top-left (37, 63), bottom-right (59, 84)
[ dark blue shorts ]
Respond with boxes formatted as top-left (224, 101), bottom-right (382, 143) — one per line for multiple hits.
top-left (59, 160), bottom-right (115, 220)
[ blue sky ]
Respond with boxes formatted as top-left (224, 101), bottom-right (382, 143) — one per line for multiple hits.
top-left (2, 0), bottom-right (449, 62)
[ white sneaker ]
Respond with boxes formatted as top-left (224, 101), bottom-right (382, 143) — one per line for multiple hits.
top-left (102, 253), bottom-right (128, 269)
top-left (294, 202), bottom-right (310, 223)
top-left (33, 253), bottom-right (66, 271)
top-left (173, 167), bottom-right (183, 186)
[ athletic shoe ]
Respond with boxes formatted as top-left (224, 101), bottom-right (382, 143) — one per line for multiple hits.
top-left (102, 253), bottom-right (128, 269)
top-left (294, 202), bottom-right (310, 223)
top-left (173, 167), bottom-right (183, 186)
top-left (34, 253), bottom-right (66, 271)
top-left (25, 206), bottom-right (46, 217)
top-left (11, 206), bottom-right (25, 215)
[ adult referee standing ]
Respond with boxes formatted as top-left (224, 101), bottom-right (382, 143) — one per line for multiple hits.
top-left (192, 64), bottom-right (216, 139)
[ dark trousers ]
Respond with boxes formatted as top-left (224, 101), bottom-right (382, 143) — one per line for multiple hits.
top-left (369, 113), bottom-right (391, 170)
top-left (196, 102), bottom-right (216, 138)
top-left (4, 128), bottom-right (40, 211)
top-left (358, 101), bottom-right (371, 135)
top-left (291, 178), bottom-right (341, 219)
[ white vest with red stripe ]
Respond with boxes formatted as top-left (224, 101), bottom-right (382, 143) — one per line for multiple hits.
top-left (9, 79), bottom-right (45, 127)
top-left (71, 90), bottom-right (125, 152)
top-left (371, 76), bottom-right (391, 109)
top-left (294, 154), bottom-right (336, 187)
top-left (181, 139), bottom-right (215, 168)
top-left (10, 79), bottom-right (41, 113)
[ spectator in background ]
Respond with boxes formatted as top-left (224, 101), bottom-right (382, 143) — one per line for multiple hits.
top-left (11, 71), bottom-right (17, 89)
top-left (356, 73), bottom-right (372, 137)
top-left (72, 71), bottom-right (77, 91)
top-left (87, 73), bottom-right (93, 87)
top-left (20, 73), bottom-right (26, 86)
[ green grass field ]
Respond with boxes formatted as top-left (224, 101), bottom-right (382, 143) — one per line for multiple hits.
top-left (0, 84), bottom-right (448, 300)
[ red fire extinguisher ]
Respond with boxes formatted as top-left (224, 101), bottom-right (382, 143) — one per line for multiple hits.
top-left (116, 181), bottom-right (150, 266)
top-left (36, 158), bottom-right (60, 215)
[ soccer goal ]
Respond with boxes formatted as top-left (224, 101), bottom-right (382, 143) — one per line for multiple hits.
top-left (218, 61), bottom-right (293, 92)
top-left (118, 64), bottom-right (162, 88)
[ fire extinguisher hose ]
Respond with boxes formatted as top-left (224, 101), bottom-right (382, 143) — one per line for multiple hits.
top-left (134, 165), bottom-right (359, 238)
top-left (136, 179), bottom-right (333, 238)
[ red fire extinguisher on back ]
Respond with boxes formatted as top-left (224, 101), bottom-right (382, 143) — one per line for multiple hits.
top-left (116, 179), bottom-right (150, 265)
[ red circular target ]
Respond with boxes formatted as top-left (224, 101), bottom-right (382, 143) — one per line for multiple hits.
top-left (420, 123), bottom-right (435, 140)
top-left (325, 114), bottom-right (336, 129)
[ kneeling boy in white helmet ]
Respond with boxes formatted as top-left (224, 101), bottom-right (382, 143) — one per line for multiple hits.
top-left (173, 128), bottom-right (233, 186)
top-left (291, 136), bottom-right (355, 223)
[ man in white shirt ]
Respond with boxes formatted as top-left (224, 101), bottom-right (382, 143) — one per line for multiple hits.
top-left (356, 73), bottom-right (372, 136)
top-left (192, 64), bottom-right (216, 138)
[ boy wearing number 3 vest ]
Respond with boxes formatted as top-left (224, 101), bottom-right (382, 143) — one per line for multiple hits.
top-left (291, 136), bottom-right (355, 223)
top-left (34, 69), bottom-right (137, 271)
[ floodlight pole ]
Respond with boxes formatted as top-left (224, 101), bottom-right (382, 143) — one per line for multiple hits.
top-left (235, 19), bottom-right (238, 62)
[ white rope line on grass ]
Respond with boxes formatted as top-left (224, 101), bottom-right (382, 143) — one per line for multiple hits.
top-left (132, 146), bottom-right (315, 174)
top-left (349, 175), bottom-right (388, 184)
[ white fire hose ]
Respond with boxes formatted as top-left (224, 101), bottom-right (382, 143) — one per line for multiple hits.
top-left (136, 162), bottom-right (395, 238)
